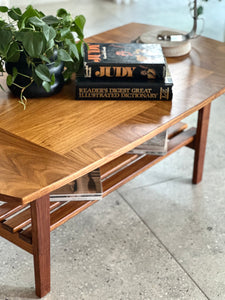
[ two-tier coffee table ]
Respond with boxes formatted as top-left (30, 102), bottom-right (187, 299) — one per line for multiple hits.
top-left (0, 23), bottom-right (225, 297)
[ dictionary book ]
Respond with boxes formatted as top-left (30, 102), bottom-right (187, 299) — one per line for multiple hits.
top-left (83, 43), bottom-right (166, 81)
top-left (75, 65), bottom-right (173, 101)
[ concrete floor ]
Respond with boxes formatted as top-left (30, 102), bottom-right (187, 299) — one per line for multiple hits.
top-left (1, 0), bottom-right (225, 299)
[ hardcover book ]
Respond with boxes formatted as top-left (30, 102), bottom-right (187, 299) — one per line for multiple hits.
top-left (128, 130), bottom-right (168, 156)
top-left (83, 43), bottom-right (166, 81)
top-left (75, 65), bottom-right (173, 101)
top-left (50, 169), bottom-right (102, 201)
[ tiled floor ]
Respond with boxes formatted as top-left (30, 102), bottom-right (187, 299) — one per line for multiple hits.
top-left (1, 0), bottom-right (225, 299)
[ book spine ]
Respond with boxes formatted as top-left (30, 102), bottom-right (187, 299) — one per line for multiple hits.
top-left (83, 62), bottom-right (166, 81)
top-left (75, 82), bottom-right (173, 101)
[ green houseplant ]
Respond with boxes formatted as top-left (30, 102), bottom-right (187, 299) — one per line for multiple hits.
top-left (0, 5), bottom-right (85, 108)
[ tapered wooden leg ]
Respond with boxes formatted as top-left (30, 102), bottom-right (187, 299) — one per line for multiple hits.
top-left (192, 103), bottom-right (211, 184)
top-left (31, 195), bottom-right (51, 298)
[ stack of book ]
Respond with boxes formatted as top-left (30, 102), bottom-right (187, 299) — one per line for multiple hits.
top-left (50, 169), bottom-right (102, 201)
top-left (75, 42), bottom-right (173, 101)
top-left (128, 130), bottom-right (168, 156)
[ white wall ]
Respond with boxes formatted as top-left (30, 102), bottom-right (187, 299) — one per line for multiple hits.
top-left (9, 0), bottom-right (68, 6)
top-left (1, 0), bottom-right (10, 5)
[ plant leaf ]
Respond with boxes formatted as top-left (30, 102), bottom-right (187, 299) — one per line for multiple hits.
top-left (62, 68), bottom-right (71, 82)
top-left (48, 26), bottom-right (56, 40)
top-left (46, 39), bottom-right (55, 52)
top-left (8, 7), bottom-right (22, 20)
top-left (197, 6), bottom-right (204, 16)
top-left (0, 6), bottom-right (8, 13)
top-left (75, 15), bottom-right (86, 31)
top-left (43, 25), bottom-right (56, 42)
top-left (57, 49), bottom-right (73, 62)
top-left (71, 15), bottom-right (86, 40)
top-left (0, 29), bottom-right (12, 55)
top-left (39, 54), bottom-right (51, 64)
top-left (35, 64), bottom-right (51, 82)
top-left (18, 16), bottom-right (28, 30)
top-left (42, 80), bottom-right (51, 92)
top-left (76, 40), bottom-right (84, 57)
top-left (50, 74), bottom-right (55, 85)
top-left (28, 16), bottom-right (46, 27)
top-left (15, 31), bottom-right (44, 57)
top-left (6, 74), bottom-right (13, 86)
top-left (42, 15), bottom-right (59, 25)
top-left (60, 27), bottom-right (70, 37)
top-left (6, 42), bottom-right (20, 62)
top-left (57, 8), bottom-right (67, 18)
top-left (37, 10), bottom-right (45, 18)
top-left (18, 5), bottom-right (42, 29)
top-left (12, 67), bottom-right (18, 80)
top-left (65, 38), bottom-right (79, 60)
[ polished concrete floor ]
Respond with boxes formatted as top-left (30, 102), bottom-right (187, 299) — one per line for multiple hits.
top-left (1, 1), bottom-right (225, 299)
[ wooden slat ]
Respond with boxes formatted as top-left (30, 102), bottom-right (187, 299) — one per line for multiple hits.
top-left (19, 227), bottom-right (33, 244)
top-left (49, 201), bottom-right (97, 231)
top-left (19, 200), bottom-right (97, 243)
top-left (0, 223), bottom-right (33, 254)
top-left (2, 207), bottom-right (31, 233)
top-left (0, 202), bottom-right (24, 221)
top-left (2, 201), bottom-right (61, 233)
top-left (100, 153), bottom-right (139, 180)
top-left (102, 128), bottom-right (196, 196)
top-left (167, 122), bottom-right (188, 139)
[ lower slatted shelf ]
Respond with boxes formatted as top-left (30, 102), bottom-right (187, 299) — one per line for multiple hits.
top-left (19, 200), bottom-right (97, 244)
top-left (0, 200), bottom-right (98, 247)
top-left (1, 201), bottom-right (62, 233)
top-left (101, 127), bottom-right (196, 196)
top-left (0, 223), bottom-right (33, 253)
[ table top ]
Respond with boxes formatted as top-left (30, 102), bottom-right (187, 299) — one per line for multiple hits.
top-left (0, 23), bottom-right (225, 205)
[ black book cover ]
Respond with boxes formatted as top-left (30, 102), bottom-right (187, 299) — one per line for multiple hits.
top-left (83, 43), bottom-right (166, 81)
top-left (75, 65), bottom-right (173, 101)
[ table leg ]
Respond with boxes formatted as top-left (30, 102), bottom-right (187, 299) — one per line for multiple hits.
top-left (31, 195), bottom-right (51, 298)
top-left (192, 103), bottom-right (211, 184)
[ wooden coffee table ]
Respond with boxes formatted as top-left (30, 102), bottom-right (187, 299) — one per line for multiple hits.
top-left (0, 23), bottom-right (224, 297)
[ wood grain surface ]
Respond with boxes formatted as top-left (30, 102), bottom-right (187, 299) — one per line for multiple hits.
top-left (0, 23), bottom-right (224, 204)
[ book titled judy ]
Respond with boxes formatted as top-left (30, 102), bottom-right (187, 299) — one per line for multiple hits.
top-left (83, 43), bottom-right (166, 81)
top-left (75, 69), bottom-right (173, 101)
top-left (50, 169), bottom-right (102, 201)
